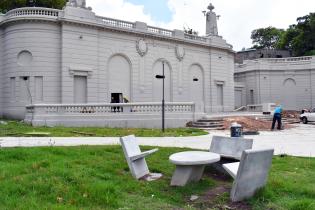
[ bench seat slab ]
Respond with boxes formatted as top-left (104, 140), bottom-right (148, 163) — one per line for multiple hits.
top-left (222, 162), bottom-right (239, 179)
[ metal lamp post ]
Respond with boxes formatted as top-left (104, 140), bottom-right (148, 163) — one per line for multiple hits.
top-left (155, 61), bottom-right (165, 132)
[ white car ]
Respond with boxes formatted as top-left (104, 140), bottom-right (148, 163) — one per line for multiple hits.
top-left (300, 108), bottom-right (315, 124)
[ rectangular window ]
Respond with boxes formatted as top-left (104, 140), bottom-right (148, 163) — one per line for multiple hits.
top-left (20, 76), bottom-right (30, 102)
top-left (10, 77), bottom-right (16, 101)
top-left (35, 76), bottom-right (43, 102)
top-left (250, 90), bottom-right (254, 104)
top-left (217, 84), bottom-right (223, 106)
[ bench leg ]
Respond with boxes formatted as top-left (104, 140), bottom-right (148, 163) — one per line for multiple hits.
top-left (170, 165), bottom-right (205, 186)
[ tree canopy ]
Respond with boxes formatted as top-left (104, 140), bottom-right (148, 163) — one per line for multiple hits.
top-left (0, 0), bottom-right (67, 14)
top-left (251, 13), bottom-right (315, 56)
top-left (279, 13), bottom-right (315, 56)
top-left (251, 27), bottom-right (285, 49)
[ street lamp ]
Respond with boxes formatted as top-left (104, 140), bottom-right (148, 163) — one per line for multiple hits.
top-left (155, 61), bottom-right (165, 132)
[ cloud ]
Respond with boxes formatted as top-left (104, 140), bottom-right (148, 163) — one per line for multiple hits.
top-left (87, 0), bottom-right (155, 24)
top-left (86, 0), bottom-right (315, 51)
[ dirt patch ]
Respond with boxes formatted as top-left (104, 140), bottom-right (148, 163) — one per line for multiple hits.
top-left (190, 185), bottom-right (252, 210)
top-left (187, 170), bottom-right (252, 210)
top-left (223, 116), bottom-right (271, 131)
top-left (222, 116), bottom-right (294, 131)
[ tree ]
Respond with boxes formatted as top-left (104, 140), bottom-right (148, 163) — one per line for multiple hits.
top-left (279, 13), bottom-right (315, 56)
top-left (250, 26), bottom-right (285, 49)
top-left (0, 0), bottom-right (66, 14)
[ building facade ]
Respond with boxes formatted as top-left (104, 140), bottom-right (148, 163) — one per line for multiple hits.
top-left (234, 56), bottom-right (315, 110)
top-left (0, 2), bottom-right (235, 127)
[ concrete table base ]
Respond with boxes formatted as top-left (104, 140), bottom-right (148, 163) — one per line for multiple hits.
top-left (171, 165), bottom-right (206, 186)
top-left (169, 151), bottom-right (220, 186)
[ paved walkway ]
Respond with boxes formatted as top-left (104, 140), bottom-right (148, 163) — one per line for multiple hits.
top-left (0, 124), bottom-right (315, 157)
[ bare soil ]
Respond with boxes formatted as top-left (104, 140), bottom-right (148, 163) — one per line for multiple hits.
top-left (222, 116), bottom-right (295, 132)
top-left (187, 168), bottom-right (252, 210)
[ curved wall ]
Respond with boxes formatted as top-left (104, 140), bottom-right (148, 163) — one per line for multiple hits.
top-left (2, 21), bottom-right (61, 119)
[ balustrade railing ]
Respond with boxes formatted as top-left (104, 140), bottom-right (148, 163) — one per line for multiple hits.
top-left (147, 26), bottom-right (173, 37)
top-left (5, 7), bottom-right (61, 19)
top-left (184, 34), bottom-right (207, 42)
top-left (261, 56), bottom-right (313, 63)
top-left (96, 16), bottom-right (134, 29)
top-left (26, 102), bottom-right (195, 115)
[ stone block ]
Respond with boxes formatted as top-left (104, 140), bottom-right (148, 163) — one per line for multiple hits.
top-left (210, 135), bottom-right (253, 160)
top-left (120, 135), bottom-right (159, 180)
top-left (223, 148), bottom-right (274, 202)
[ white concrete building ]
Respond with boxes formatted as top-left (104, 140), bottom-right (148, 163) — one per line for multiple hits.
top-left (234, 56), bottom-right (315, 110)
top-left (0, 1), bottom-right (235, 127)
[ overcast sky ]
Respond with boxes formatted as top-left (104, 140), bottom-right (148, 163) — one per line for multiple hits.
top-left (86, 0), bottom-right (315, 51)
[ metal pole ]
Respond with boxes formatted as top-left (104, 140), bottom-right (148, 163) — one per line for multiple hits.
top-left (162, 61), bottom-right (165, 132)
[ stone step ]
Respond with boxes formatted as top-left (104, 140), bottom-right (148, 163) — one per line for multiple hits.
top-left (194, 121), bottom-right (224, 125)
top-left (198, 118), bottom-right (224, 122)
top-left (191, 123), bottom-right (224, 128)
top-left (202, 126), bottom-right (225, 131)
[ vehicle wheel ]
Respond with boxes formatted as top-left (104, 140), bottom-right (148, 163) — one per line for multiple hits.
top-left (302, 117), bottom-right (308, 124)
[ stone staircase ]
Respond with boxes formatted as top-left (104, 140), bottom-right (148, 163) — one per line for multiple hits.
top-left (189, 118), bottom-right (225, 130)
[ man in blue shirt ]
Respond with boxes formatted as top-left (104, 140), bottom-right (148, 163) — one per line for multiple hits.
top-left (271, 104), bottom-right (282, 130)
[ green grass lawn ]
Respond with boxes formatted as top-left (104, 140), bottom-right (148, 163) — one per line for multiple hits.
top-left (0, 146), bottom-right (314, 210)
top-left (0, 120), bottom-right (208, 137)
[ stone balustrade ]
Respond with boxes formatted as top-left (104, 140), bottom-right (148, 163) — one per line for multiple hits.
top-left (96, 16), bottom-right (134, 29)
top-left (147, 26), bottom-right (173, 37)
top-left (184, 34), bottom-right (207, 42)
top-left (236, 56), bottom-right (315, 72)
top-left (5, 7), bottom-right (61, 19)
top-left (25, 102), bottom-right (198, 128)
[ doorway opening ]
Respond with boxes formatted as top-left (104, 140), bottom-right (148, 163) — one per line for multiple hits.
top-left (111, 93), bottom-right (123, 103)
top-left (111, 93), bottom-right (123, 112)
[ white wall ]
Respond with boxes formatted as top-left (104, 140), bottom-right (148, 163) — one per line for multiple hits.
top-left (2, 22), bottom-right (61, 119)
top-left (235, 57), bottom-right (315, 110)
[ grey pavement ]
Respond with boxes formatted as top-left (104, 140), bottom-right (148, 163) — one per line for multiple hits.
top-left (0, 124), bottom-right (314, 157)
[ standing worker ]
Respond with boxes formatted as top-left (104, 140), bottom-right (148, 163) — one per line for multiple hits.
top-left (271, 104), bottom-right (282, 130)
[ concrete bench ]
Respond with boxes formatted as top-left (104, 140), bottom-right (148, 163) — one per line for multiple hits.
top-left (169, 151), bottom-right (220, 186)
top-left (223, 148), bottom-right (274, 202)
top-left (120, 135), bottom-right (160, 180)
top-left (210, 136), bottom-right (253, 160)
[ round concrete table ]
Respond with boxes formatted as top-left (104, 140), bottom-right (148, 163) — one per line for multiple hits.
top-left (169, 151), bottom-right (220, 186)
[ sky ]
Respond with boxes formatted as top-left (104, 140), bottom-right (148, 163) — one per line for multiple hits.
top-left (86, 0), bottom-right (315, 51)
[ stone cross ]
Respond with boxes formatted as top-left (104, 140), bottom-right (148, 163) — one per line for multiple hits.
top-left (205, 3), bottom-right (218, 36)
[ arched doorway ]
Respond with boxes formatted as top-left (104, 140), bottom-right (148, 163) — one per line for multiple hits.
top-left (153, 60), bottom-right (172, 102)
top-left (190, 64), bottom-right (204, 112)
top-left (282, 78), bottom-right (297, 110)
top-left (108, 55), bottom-right (131, 102)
